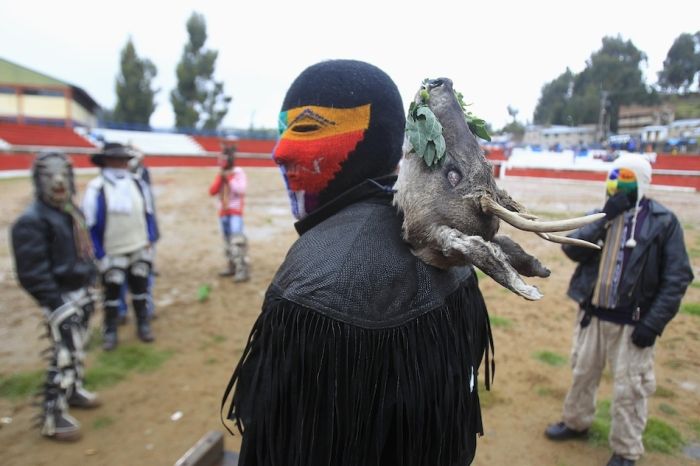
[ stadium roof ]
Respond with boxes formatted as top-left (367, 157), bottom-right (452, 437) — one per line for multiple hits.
top-left (0, 57), bottom-right (100, 112)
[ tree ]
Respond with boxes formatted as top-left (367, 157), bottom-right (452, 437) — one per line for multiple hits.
top-left (170, 12), bottom-right (232, 130)
top-left (533, 68), bottom-right (575, 125)
top-left (658, 32), bottom-right (700, 93)
top-left (113, 38), bottom-right (158, 126)
top-left (534, 36), bottom-right (657, 133)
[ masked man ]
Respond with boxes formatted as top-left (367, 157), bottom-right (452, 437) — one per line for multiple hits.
top-left (545, 154), bottom-right (694, 466)
top-left (222, 60), bottom-right (492, 466)
top-left (82, 142), bottom-right (158, 351)
top-left (11, 152), bottom-right (100, 442)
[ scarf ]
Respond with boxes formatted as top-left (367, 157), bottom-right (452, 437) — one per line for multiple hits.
top-left (64, 201), bottom-right (94, 261)
top-left (591, 213), bottom-right (630, 308)
top-left (102, 168), bottom-right (134, 214)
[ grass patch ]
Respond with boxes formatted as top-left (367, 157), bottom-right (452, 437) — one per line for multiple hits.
top-left (533, 350), bottom-right (567, 367)
top-left (659, 403), bottom-right (678, 416)
top-left (0, 370), bottom-right (44, 400)
top-left (211, 334), bottom-right (226, 344)
top-left (536, 386), bottom-right (555, 397)
top-left (689, 420), bottom-right (700, 438)
top-left (644, 417), bottom-right (684, 454)
top-left (84, 344), bottom-right (173, 390)
top-left (654, 385), bottom-right (677, 399)
top-left (475, 269), bottom-right (487, 280)
top-left (680, 302), bottom-right (700, 317)
top-left (690, 281), bottom-right (700, 290)
top-left (92, 416), bottom-right (115, 430)
top-left (590, 401), bottom-right (684, 454)
top-left (204, 357), bottom-right (219, 365)
top-left (588, 399), bottom-right (611, 446)
top-left (489, 315), bottom-right (513, 328)
top-left (689, 247), bottom-right (700, 260)
top-left (84, 328), bottom-right (104, 352)
top-left (477, 381), bottom-right (503, 409)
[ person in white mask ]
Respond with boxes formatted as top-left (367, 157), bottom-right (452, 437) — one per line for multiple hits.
top-left (544, 154), bottom-right (694, 466)
top-left (11, 152), bottom-right (101, 441)
top-left (83, 142), bottom-right (158, 351)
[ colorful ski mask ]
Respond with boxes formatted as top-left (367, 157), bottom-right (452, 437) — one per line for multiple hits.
top-left (273, 60), bottom-right (405, 219)
top-left (606, 154), bottom-right (653, 248)
top-left (32, 152), bottom-right (75, 208)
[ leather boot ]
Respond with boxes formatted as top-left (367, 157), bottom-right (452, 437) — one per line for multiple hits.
top-left (41, 397), bottom-right (81, 442)
top-left (102, 306), bottom-right (119, 351)
top-left (135, 304), bottom-right (154, 343)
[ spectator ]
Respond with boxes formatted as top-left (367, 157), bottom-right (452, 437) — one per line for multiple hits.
top-left (544, 154), bottom-right (693, 466)
top-left (209, 144), bottom-right (249, 282)
top-left (222, 59), bottom-right (492, 466)
top-left (10, 152), bottom-right (101, 441)
top-left (83, 142), bottom-right (158, 351)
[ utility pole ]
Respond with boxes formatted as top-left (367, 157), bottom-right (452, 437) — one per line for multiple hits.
top-left (597, 90), bottom-right (609, 144)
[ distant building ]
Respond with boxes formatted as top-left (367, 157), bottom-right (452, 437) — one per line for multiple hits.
top-left (0, 57), bottom-right (99, 128)
top-left (523, 124), bottom-right (597, 149)
top-left (668, 118), bottom-right (700, 140)
top-left (617, 104), bottom-right (674, 136)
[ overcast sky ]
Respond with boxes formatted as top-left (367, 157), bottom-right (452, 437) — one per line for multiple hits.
top-left (1, 0), bottom-right (697, 131)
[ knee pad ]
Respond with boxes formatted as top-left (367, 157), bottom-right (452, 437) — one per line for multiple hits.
top-left (130, 261), bottom-right (151, 278)
top-left (231, 234), bottom-right (247, 247)
top-left (104, 268), bottom-right (126, 286)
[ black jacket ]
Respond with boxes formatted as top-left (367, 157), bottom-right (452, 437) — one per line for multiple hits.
top-left (224, 178), bottom-right (491, 466)
top-left (11, 200), bottom-right (96, 309)
top-left (563, 199), bottom-right (693, 335)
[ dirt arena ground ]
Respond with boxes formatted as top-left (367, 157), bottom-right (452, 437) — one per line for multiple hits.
top-left (1, 167), bottom-right (699, 466)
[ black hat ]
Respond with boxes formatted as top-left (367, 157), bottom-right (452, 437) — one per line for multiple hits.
top-left (278, 59), bottom-right (405, 205)
top-left (90, 142), bottom-right (136, 167)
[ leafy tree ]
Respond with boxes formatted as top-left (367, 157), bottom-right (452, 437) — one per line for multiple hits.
top-left (533, 68), bottom-right (575, 125)
top-left (500, 120), bottom-right (525, 140)
top-left (658, 32), bottom-right (700, 93)
top-left (113, 38), bottom-right (158, 126)
top-left (534, 36), bottom-right (658, 133)
top-left (170, 12), bottom-right (231, 130)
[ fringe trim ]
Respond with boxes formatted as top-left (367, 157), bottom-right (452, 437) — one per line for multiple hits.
top-left (221, 278), bottom-right (493, 466)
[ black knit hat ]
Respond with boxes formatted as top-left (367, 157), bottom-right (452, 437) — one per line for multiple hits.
top-left (90, 142), bottom-right (136, 167)
top-left (278, 59), bottom-right (405, 206)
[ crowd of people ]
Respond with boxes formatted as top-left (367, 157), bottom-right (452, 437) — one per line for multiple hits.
top-left (9, 141), bottom-right (249, 441)
top-left (9, 59), bottom-right (695, 466)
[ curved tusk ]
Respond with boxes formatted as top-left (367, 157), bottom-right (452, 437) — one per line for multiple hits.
top-left (537, 232), bottom-right (601, 250)
top-left (481, 196), bottom-right (605, 233)
top-left (518, 212), bottom-right (539, 220)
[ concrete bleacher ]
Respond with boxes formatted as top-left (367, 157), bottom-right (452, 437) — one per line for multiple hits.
top-left (0, 122), bottom-right (96, 148)
top-left (191, 135), bottom-right (233, 153)
top-left (83, 128), bottom-right (207, 156)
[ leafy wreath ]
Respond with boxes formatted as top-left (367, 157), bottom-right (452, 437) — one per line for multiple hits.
top-left (405, 79), bottom-right (491, 168)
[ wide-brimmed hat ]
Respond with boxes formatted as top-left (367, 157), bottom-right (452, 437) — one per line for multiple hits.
top-left (91, 142), bottom-right (136, 167)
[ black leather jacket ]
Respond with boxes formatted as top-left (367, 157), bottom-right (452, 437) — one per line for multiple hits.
top-left (11, 200), bottom-right (97, 309)
top-left (226, 177), bottom-right (490, 466)
top-left (563, 199), bottom-right (693, 335)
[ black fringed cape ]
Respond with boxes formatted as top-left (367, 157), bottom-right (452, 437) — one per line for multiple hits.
top-left (222, 177), bottom-right (494, 466)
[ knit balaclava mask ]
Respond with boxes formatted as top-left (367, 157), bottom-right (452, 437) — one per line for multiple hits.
top-left (273, 59), bottom-right (405, 219)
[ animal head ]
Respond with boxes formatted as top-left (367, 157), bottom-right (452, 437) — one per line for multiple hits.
top-left (394, 78), bottom-right (603, 300)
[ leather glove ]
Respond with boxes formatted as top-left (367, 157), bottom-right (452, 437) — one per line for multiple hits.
top-left (631, 323), bottom-right (657, 348)
top-left (602, 192), bottom-right (633, 220)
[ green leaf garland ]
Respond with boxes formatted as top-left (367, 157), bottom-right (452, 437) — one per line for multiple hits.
top-left (405, 79), bottom-right (491, 169)
top-left (405, 102), bottom-right (446, 168)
